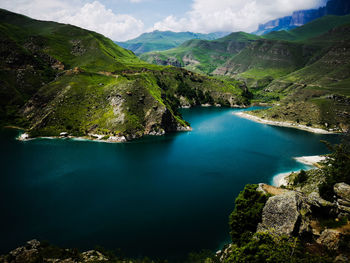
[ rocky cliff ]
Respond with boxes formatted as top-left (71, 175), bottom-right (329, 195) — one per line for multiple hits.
top-left (0, 9), bottom-right (249, 142)
top-left (217, 178), bottom-right (350, 262)
top-left (253, 0), bottom-right (350, 35)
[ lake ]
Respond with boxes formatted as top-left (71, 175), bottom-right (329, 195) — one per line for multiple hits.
top-left (0, 107), bottom-right (339, 261)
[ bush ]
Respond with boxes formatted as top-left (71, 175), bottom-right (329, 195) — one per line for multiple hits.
top-left (319, 136), bottom-right (350, 201)
top-left (229, 184), bottom-right (270, 244)
top-left (223, 233), bottom-right (331, 263)
top-left (293, 170), bottom-right (308, 185)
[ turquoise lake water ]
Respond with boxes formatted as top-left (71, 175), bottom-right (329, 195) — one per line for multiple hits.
top-left (0, 107), bottom-right (339, 261)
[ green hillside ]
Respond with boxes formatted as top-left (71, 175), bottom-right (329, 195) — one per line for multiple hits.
top-left (116, 30), bottom-right (227, 54)
top-left (0, 9), bottom-right (247, 141)
top-left (244, 23), bottom-right (350, 131)
top-left (140, 32), bottom-right (260, 75)
top-left (141, 15), bottom-right (350, 131)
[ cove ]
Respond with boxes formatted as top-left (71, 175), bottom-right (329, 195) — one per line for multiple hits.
top-left (0, 107), bottom-right (339, 261)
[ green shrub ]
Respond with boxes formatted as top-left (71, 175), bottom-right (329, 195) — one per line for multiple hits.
top-left (293, 170), bottom-right (308, 185)
top-left (223, 233), bottom-right (331, 263)
top-left (229, 184), bottom-right (270, 244)
top-left (319, 136), bottom-right (350, 201)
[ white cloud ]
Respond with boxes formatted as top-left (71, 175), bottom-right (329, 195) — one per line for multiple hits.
top-left (61, 1), bottom-right (144, 41)
top-left (152, 0), bottom-right (327, 33)
top-left (0, 0), bottom-right (144, 41)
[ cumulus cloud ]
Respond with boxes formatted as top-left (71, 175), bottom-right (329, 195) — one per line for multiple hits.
top-left (0, 0), bottom-right (144, 41)
top-left (61, 1), bottom-right (144, 41)
top-left (152, 0), bottom-right (327, 33)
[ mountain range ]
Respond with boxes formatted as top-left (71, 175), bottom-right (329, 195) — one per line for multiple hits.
top-left (141, 14), bottom-right (350, 132)
top-left (116, 31), bottom-right (228, 54)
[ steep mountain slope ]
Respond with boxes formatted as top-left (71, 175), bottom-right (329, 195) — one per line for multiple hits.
top-left (116, 30), bottom-right (227, 54)
top-left (240, 23), bottom-right (350, 131)
top-left (142, 15), bottom-right (350, 131)
top-left (263, 14), bottom-right (350, 42)
top-left (140, 32), bottom-right (260, 75)
top-left (0, 9), bottom-right (247, 141)
top-left (253, 0), bottom-right (350, 35)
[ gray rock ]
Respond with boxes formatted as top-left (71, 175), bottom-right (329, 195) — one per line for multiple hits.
top-left (7, 240), bottom-right (40, 263)
top-left (338, 204), bottom-right (350, 213)
top-left (334, 183), bottom-right (350, 202)
top-left (316, 229), bottom-right (342, 251)
top-left (338, 198), bottom-right (350, 207)
top-left (257, 191), bottom-right (311, 236)
top-left (81, 250), bottom-right (108, 262)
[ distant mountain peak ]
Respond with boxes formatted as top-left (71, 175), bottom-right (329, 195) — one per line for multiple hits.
top-left (115, 31), bottom-right (229, 55)
top-left (253, 0), bottom-right (350, 35)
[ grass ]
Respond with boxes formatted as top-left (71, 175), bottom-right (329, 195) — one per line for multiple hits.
top-left (0, 8), bottom-right (251, 138)
top-left (116, 31), bottom-right (225, 54)
top-left (140, 32), bottom-right (259, 75)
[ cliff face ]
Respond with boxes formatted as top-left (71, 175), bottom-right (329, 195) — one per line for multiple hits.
top-left (254, 0), bottom-right (350, 35)
top-left (0, 9), bottom-right (248, 141)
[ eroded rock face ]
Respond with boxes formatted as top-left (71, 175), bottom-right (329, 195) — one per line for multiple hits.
top-left (334, 183), bottom-right (350, 202)
top-left (316, 229), bottom-right (342, 251)
top-left (3, 240), bottom-right (40, 263)
top-left (334, 183), bottom-right (350, 214)
top-left (0, 240), bottom-right (109, 263)
top-left (81, 250), bottom-right (108, 262)
top-left (257, 191), bottom-right (311, 236)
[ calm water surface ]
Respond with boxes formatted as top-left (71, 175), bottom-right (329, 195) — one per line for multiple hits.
top-left (0, 107), bottom-right (339, 260)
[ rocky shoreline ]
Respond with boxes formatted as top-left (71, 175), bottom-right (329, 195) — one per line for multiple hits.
top-left (234, 112), bottom-right (336, 134)
top-left (16, 126), bottom-right (193, 144)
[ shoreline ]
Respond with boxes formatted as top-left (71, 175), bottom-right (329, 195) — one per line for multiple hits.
top-left (16, 126), bottom-right (192, 144)
top-left (234, 112), bottom-right (335, 134)
top-left (272, 155), bottom-right (326, 187)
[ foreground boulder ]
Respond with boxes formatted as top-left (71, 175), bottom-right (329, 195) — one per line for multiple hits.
top-left (257, 191), bottom-right (311, 236)
top-left (334, 183), bottom-right (350, 214)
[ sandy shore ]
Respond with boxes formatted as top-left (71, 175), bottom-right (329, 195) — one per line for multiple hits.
top-left (272, 155), bottom-right (326, 187)
top-left (234, 112), bottom-right (335, 134)
top-left (273, 172), bottom-right (293, 187)
top-left (294, 155), bottom-right (326, 166)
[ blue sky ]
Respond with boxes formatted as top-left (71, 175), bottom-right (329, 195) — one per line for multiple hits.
top-left (97, 0), bottom-right (191, 27)
top-left (0, 0), bottom-right (327, 41)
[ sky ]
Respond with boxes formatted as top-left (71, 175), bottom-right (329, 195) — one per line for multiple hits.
top-left (0, 0), bottom-right (328, 41)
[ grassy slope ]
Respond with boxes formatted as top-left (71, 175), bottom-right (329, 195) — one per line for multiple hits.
top-left (140, 32), bottom-right (260, 75)
top-left (249, 23), bottom-right (350, 131)
top-left (140, 15), bottom-right (350, 131)
top-left (0, 9), bottom-right (246, 139)
top-left (116, 31), bottom-right (226, 54)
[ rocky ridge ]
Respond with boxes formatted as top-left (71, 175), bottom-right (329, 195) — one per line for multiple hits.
top-left (253, 0), bottom-right (350, 35)
top-left (217, 173), bottom-right (350, 262)
top-left (0, 239), bottom-right (110, 263)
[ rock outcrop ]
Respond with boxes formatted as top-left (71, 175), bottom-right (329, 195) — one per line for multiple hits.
top-left (257, 191), bottom-right (311, 236)
top-left (335, 183), bottom-right (350, 214)
top-left (0, 240), bottom-right (109, 263)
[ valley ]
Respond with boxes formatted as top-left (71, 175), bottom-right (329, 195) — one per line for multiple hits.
top-left (0, 1), bottom-right (350, 262)
top-left (141, 15), bottom-right (350, 133)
